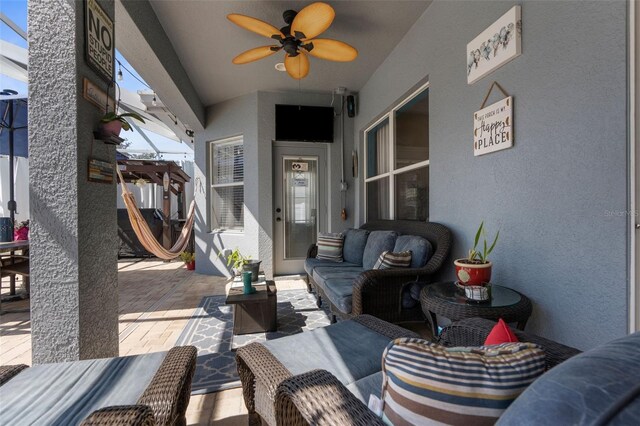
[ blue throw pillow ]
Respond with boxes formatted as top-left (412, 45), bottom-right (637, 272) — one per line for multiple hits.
top-left (342, 228), bottom-right (370, 265)
top-left (393, 235), bottom-right (432, 268)
top-left (362, 231), bottom-right (398, 270)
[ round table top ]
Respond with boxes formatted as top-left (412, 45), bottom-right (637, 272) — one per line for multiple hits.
top-left (425, 281), bottom-right (522, 308)
top-left (420, 281), bottom-right (532, 327)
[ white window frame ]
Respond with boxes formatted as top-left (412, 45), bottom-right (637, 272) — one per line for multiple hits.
top-left (209, 135), bottom-right (244, 232)
top-left (364, 82), bottom-right (430, 221)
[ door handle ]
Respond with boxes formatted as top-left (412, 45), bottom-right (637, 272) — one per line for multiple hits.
top-left (636, 223), bottom-right (640, 229)
top-left (276, 208), bottom-right (281, 213)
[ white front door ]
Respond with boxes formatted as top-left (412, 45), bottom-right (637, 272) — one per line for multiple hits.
top-left (273, 143), bottom-right (327, 275)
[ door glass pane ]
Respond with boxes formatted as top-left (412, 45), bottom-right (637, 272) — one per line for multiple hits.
top-left (366, 177), bottom-right (390, 221)
top-left (395, 166), bottom-right (428, 221)
top-left (284, 158), bottom-right (318, 259)
top-left (395, 89), bottom-right (429, 169)
top-left (366, 118), bottom-right (390, 178)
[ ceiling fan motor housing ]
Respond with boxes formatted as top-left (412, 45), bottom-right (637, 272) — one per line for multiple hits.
top-left (282, 10), bottom-right (297, 25)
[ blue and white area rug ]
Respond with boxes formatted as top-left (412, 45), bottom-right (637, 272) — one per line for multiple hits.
top-left (175, 289), bottom-right (331, 395)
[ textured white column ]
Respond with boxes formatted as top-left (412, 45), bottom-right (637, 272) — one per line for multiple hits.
top-left (28, 0), bottom-right (119, 363)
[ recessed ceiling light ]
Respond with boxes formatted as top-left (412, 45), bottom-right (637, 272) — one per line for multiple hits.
top-left (275, 63), bottom-right (286, 72)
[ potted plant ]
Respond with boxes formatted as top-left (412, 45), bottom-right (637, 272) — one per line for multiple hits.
top-left (179, 251), bottom-right (196, 270)
top-left (222, 248), bottom-right (262, 283)
top-left (100, 111), bottom-right (145, 137)
top-left (454, 222), bottom-right (499, 286)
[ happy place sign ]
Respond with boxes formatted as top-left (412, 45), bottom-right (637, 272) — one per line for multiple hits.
top-left (473, 96), bottom-right (513, 156)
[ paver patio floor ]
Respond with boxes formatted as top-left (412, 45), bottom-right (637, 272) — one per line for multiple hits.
top-left (0, 259), bottom-right (307, 425)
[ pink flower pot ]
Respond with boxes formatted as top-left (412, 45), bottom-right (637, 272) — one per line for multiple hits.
top-left (14, 227), bottom-right (28, 241)
top-left (185, 261), bottom-right (195, 271)
top-left (100, 120), bottom-right (122, 137)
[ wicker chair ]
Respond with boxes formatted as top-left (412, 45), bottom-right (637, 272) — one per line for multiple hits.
top-left (436, 317), bottom-right (581, 370)
top-left (0, 346), bottom-right (197, 426)
top-left (268, 318), bottom-right (581, 426)
top-left (236, 315), bottom-right (418, 426)
top-left (306, 220), bottom-right (451, 323)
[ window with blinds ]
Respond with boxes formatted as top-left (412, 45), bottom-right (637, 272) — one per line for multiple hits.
top-left (364, 84), bottom-right (429, 222)
top-left (210, 136), bottom-right (244, 231)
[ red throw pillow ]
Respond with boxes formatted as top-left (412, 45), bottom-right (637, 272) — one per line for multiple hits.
top-left (484, 318), bottom-right (519, 345)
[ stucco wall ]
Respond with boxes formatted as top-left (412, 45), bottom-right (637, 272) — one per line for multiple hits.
top-left (354, 0), bottom-right (629, 349)
top-left (195, 90), bottom-right (355, 277)
top-left (29, 0), bottom-right (119, 362)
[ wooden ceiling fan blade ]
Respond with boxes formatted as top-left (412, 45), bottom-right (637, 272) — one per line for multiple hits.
top-left (284, 52), bottom-right (310, 80)
top-left (291, 2), bottom-right (335, 40)
top-left (305, 39), bottom-right (358, 62)
top-left (232, 46), bottom-right (281, 64)
top-left (227, 14), bottom-right (284, 39)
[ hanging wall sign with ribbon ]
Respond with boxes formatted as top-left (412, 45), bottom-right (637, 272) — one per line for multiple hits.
top-left (473, 81), bottom-right (513, 156)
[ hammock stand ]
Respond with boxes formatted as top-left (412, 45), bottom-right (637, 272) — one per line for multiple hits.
top-left (116, 166), bottom-right (195, 260)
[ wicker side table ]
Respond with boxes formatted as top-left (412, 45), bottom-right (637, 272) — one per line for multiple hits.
top-left (420, 281), bottom-right (532, 338)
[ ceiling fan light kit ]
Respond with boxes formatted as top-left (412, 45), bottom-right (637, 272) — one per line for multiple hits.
top-left (227, 2), bottom-right (358, 80)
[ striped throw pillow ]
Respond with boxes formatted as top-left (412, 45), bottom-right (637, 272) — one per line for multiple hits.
top-left (381, 338), bottom-right (545, 426)
top-left (316, 232), bottom-right (344, 262)
top-left (373, 251), bottom-right (412, 269)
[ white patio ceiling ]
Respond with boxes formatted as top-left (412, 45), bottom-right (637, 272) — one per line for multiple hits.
top-left (149, 1), bottom-right (432, 106)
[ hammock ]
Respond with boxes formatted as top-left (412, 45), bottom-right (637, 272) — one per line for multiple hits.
top-left (116, 167), bottom-right (195, 260)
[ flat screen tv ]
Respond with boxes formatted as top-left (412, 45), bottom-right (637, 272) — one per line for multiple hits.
top-left (275, 105), bottom-right (334, 142)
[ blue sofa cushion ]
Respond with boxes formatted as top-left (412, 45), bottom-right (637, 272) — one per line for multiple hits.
top-left (313, 266), bottom-right (365, 282)
top-left (393, 235), bottom-right (432, 268)
top-left (362, 231), bottom-right (398, 270)
top-left (342, 228), bottom-right (370, 265)
top-left (0, 351), bottom-right (167, 425)
top-left (261, 320), bottom-right (394, 386)
top-left (346, 371), bottom-right (383, 405)
top-left (304, 258), bottom-right (359, 277)
top-left (312, 267), bottom-right (365, 314)
top-left (498, 331), bottom-right (640, 426)
top-left (321, 277), bottom-right (357, 313)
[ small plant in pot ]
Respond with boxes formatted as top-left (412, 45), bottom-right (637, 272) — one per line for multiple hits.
top-left (179, 251), bottom-right (196, 270)
top-left (223, 248), bottom-right (262, 283)
top-left (100, 111), bottom-right (145, 137)
top-left (454, 222), bottom-right (499, 286)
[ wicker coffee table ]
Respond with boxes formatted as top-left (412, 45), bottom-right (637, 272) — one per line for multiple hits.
top-left (420, 281), bottom-right (532, 338)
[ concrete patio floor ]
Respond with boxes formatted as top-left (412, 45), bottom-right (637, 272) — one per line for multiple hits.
top-left (0, 259), bottom-right (308, 425)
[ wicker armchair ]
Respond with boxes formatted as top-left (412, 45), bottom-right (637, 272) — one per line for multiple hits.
top-left (0, 346), bottom-right (196, 426)
top-left (236, 315), bottom-right (418, 426)
top-left (307, 220), bottom-right (451, 323)
top-left (268, 318), bottom-right (582, 425)
top-left (437, 317), bottom-right (581, 370)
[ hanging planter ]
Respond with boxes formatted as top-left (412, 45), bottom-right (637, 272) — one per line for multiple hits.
top-left (99, 111), bottom-right (145, 138)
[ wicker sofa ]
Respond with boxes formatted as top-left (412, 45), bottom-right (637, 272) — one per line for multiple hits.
top-left (305, 220), bottom-right (451, 323)
top-left (241, 318), bottom-right (584, 426)
top-left (0, 346), bottom-right (196, 425)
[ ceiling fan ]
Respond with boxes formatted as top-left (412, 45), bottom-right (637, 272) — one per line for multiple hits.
top-left (227, 2), bottom-right (358, 80)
